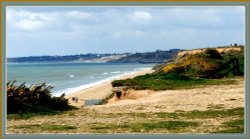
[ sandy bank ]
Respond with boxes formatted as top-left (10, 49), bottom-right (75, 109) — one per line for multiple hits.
top-left (65, 69), bottom-right (155, 107)
top-left (91, 77), bottom-right (244, 113)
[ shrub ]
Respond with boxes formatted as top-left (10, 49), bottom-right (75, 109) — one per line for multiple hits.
top-left (7, 81), bottom-right (72, 114)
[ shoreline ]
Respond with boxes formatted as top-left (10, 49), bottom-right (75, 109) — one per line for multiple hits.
top-left (65, 68), bottom-right (155, 107)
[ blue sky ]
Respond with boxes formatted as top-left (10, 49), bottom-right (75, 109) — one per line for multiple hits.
top-left (6, 6), bottom-right (245, 57)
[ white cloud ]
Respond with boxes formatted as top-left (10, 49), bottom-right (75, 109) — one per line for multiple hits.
top-left (67, 11), bottom-right (93, 20)
top-left (130, 11), bottom-right (152, 24)
top-left (6, 9), bottom-right (94, 32)
top-left (7, 10), bottom-right (53, 31)
top-left (16, 20), bottom-right (45, 31)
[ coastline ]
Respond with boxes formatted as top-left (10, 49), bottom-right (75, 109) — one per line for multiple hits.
top-left (65, 68), bottom-right (155, 107)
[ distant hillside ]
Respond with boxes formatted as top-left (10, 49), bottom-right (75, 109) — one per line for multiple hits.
top-left (154, 46), bottom-right (244, 78)
top-left (7, 53), bottom-right (128, 63)
top-left (7, 49), bottom-right (180, 64)
top-left (108, 49), bottom-right (180, 63)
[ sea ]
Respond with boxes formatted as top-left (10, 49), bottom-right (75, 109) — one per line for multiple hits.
top-left (7, 63), bottom-right (154, 96)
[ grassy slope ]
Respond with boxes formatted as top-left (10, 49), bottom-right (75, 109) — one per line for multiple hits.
top-left (112, 47), bottom-right (244, 90)
top-left (112, 72), bottom-right (236, 91)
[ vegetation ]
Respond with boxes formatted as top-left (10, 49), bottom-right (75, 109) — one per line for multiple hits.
top-left (7, 111), bottom-right (62, 120)
top-left (87, 107), bottom-right (244, 133)
top-left (112, 47), bottom-right (244, 90)
top-left (155, 107), bottom-right (244, 119)
top-left (7, 81), bottom-right (76, 116)
top-left (213, 119), bottom-right (244, 133)
top-left (9, 107), bottom-right (244, 133)
top-left (160, 47), bottom-right (244, 78)
top-left (14, 124), bottom-right (77, 131)
top-left (112, 72), bottom-right (236, 91)
top-left (109, 49), bottom-right (179, 63)
top-left (90, 121), bottom-right (198, 133)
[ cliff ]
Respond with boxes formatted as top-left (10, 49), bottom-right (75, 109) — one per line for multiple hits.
top-left (154, 46), bottom-right (244, 78)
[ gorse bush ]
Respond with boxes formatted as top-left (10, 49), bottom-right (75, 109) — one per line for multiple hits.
top-left (7, 81), bottom-right (72, 114)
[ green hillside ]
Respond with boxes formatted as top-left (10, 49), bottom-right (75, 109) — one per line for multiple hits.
top-left (112, 46), bottom-right (244, 90)
top-left (155, 46), bottom-right (244, 78)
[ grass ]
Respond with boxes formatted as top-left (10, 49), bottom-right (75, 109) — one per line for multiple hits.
top-left (213, 119), bottom-right (244, 133)
top-left (101, 107), bottom-right (244, 120)
top-left (14, 124), bottom-right (77, 131)
top-left (8, 111), bottom-right (61, 120)
top-left (90, 121), bottom-right (198, 133)
top-left (112, 73), bottom-right (236, 91)
top-left (89, 107), bottom-right (244, 133)
top-left (179, 107), bottom-right (244, 119)
top-left (103, 107), bottom-right (244, 120)
top-left (156, 107), bottom-right (244, 119)
top-left (7, 107), bottom-right (78, 120)
top-left (112, 47), bottom-right (244, 91)
top-left (9, 107), bottom-right (244, 133)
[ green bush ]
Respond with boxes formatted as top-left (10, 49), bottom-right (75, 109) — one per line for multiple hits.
top-left (7, 81), bottom-right (73, 114)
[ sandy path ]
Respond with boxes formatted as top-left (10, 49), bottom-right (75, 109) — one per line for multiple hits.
top-left (65, 69), bottom-right (155, 107)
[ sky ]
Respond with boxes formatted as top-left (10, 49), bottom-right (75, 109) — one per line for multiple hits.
top-left (6, 6), bottom-right (245, 58)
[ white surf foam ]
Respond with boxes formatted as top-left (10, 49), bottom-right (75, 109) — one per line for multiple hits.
top-left (110, 71), bottom-right (121, 74)
top-left (53, 68), bottom-right (151, 97)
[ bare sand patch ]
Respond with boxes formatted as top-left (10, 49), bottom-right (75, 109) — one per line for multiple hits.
top-left (90, 78), bottom-right (244, 114)
top-left (65, 69), bottom-right (154, 107)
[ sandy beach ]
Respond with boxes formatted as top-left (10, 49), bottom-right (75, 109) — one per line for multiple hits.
top-left (65, 69), bottom-right (155, 107)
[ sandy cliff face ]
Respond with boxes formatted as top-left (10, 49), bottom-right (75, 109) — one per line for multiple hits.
top-left (75, 54), bottom-right (128, 63)
top-left (177, 46), bottom-right (242, 58)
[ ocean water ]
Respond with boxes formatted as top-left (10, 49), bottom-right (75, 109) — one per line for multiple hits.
top-left (7, 63), bottom-right (154, 96)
